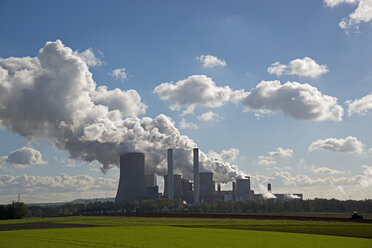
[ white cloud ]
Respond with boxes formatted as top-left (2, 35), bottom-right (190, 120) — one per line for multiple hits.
top-left (197, 55), bottom-right (226, 68)
top-left (111, 67), bottom-right (128, 80)
top-left (268, 147), bottom-right (293, 157)
top-left (258, 147), bottom-right (293, 166)
top-left (346, 93), bottom-right (372, 116)
top-left (312, 166), bottom-right (345, 175)
top-left (0, 147), bottom-right (46, 167)
top-left (325, 0), bottom-right (372, 31)
top-left (154, 75), bottom-right (246, 115)
top-left (73, 48), bottom-right (103, 67)
top-left (369, 148), bottom-right (372, 153)
top-left (179, 118), bottom-right (198, 130)
top-left (324, 0), bottom-right (358, 8)
top-left (197, 111), bottom-right (219, 121)
top-left (309, 136), bottom-right (364, 153)
top-left (242, 80), bottom-right (344, 121)
top-left (267, 57), bottom-right (329, 78)
top-left (272, 171), bottom-right (358, 186)
top-left (360, 165), bottom-right (372, 187)
top-left (258, 159), bottom-right (276, 166)
top-left (0, 173), bottom-right (117, 203)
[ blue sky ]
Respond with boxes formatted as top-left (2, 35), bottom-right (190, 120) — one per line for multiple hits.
top-left (0, 0), bottom-right (372, 203)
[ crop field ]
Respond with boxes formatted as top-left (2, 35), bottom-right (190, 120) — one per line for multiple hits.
top-left (0, 216), bottom-right (371, 248)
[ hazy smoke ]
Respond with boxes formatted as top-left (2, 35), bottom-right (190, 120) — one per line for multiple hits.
top-left (258, 184), bottom-right (276, 199)
top-left (0, 40), bottom-right (245, 183)
top-left (285, 193), bottom-right (301, 199)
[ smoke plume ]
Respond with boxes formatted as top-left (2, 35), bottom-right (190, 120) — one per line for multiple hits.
top-left (258, 184), bottom-right (276, 199)
top-left (0, 40), bottom-right (245, 183)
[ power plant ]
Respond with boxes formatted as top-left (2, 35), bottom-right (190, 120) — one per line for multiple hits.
top-left (115, 149), bottom-right (302, 206)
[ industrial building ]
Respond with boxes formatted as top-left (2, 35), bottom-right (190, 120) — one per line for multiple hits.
top-left (115, 149), bottom-right (302, 206)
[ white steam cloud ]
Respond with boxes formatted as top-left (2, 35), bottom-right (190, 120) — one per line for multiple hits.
top-left (258, 184), bottom-right (276, 199)
top-left (0, 40), bottom-right (245, 183)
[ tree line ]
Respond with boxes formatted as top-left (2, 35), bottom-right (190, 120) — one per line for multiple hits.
top-left (19, 198), bottom-right (372, 218)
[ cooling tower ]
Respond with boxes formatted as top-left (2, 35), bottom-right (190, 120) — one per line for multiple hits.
top-left (199, 172), bottom-right (215, 196)
top-left (115, 152), bottom-right (147, 205)
top-left (236, 177), bottom-right (251, 200)
top-left (167, 149), bottom-right (174, 199)
top-left (193, 148), bottom-right (200, 204)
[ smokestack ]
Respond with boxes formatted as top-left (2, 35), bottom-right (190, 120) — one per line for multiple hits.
top-left (268, 183), bottom-right (272, 192)
top-left (193, 148), bottom-right (200, 204)
top-left (167, 149), bottom-right (174, 199)
top-left (232, 181), bottom-right (236, 194)
top-left (217, 183), bottom-right (221, 193)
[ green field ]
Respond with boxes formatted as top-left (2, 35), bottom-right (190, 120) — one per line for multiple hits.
top-left (0, 216), bottom-right (371, 248)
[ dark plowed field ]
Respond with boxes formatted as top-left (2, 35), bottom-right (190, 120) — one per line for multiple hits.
top-left (0, 222), bottom-right (99, 231)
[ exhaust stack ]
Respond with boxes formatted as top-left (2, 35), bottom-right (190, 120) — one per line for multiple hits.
top-left (193, 148), bottom-right (200, 204)
top-left (167, 149), bottom-right (174, 199)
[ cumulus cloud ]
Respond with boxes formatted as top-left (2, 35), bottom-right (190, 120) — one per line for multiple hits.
top-left (258, 159), bottom-right (276, 166)
top-left (268, 147), bottom-right (293, 157)
top-left (258, 147), bottom-right (293, 166)
top-left (346, 93), bottom-right (372, 116)
top-left (0, 40), bottom-right (245, 183)
top-left (272, 171), bottom-right (359, 186)
top-left (111, 67), bottom-right (128, 80)
top-left (179, 118), bottom-right (198, 130)
top-left (197, 55), bottom-right (226, 68)
top-left (0, 147), bottom-right (46, 167)
top-left (197, 111), bottom-right (219, 121)
top-left (0, 173), bottom-right (117, 203)
top-left (312, 166), bottom-right (345, 175)
top-left (309, 136), bottom-right (364, 154)
top-left (360, 165), bottom-right (372, 187)
top-left (325, 0), bottom-right (372, 31)
top-left (73, 48), bottom-right (103, 67)
top-left (154, 75), bottom-right (246, 115)
top-left (267, 57), bottom-right (329, 78)
top-left (241, 80), bottom-right (344, 121)
top-left (324, 0), bottom-right (358, 8)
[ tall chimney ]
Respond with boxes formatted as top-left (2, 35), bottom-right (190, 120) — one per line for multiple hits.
top-left (268, 183), bottom-right (272, 192)
top-left (167, 149), bottom-right (174, 199)
top-left (193, 148), bottom-right (200, 204)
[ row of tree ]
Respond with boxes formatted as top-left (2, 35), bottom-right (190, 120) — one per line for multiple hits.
top-left (0, 202), bottom-right (28, 219)
top-left (22, 198), bottom-right (372, 218)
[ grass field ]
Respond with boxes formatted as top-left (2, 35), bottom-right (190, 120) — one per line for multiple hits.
top-left (0, 216), bottom-right (371, 248)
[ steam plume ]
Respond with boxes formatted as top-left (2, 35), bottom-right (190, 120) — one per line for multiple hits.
top-left (0, 40), bottom-right (245, 183)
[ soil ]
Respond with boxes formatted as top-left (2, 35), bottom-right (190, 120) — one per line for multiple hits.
top-left (0, 222), bottom-right (100, 231)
